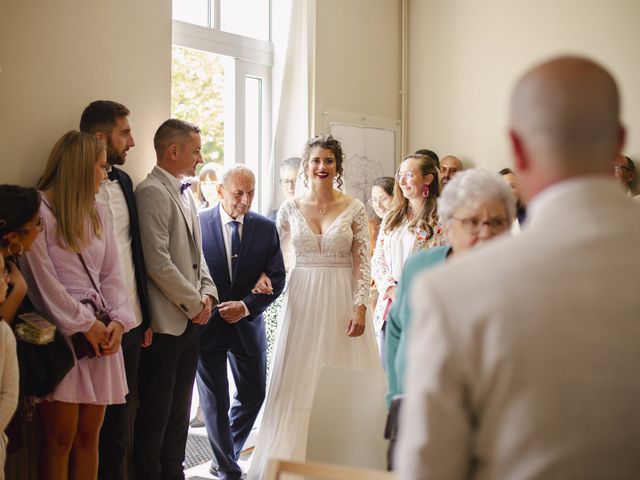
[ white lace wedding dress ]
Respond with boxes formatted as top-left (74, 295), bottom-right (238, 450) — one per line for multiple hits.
top-left (248, 198), bottom-right (382, 479)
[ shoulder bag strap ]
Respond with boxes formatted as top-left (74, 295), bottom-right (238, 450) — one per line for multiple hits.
top-left (41, 197), bottom-right (107, 307)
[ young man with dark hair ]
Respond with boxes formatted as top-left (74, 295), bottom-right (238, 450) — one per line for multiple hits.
top-left (80, 100), bottom-right (152, 480)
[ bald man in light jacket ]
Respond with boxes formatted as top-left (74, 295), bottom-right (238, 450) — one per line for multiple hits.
top-left (398, 56), bottom-right (640, 479)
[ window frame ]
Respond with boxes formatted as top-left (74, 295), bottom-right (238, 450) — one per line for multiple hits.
top-left (172, 9), bottom-right (273, 211)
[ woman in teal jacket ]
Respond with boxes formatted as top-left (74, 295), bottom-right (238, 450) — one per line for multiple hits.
top-left (384, 169), bottom-right (516, 469)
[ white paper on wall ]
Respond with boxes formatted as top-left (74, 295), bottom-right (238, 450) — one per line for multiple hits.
top-left (330, 122), bottom-right (397, 217)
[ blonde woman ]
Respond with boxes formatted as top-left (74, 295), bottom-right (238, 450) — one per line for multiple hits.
top-left (371, 153), bottom-right (445, 358)
top-left (21, 131), bottom-right (135, 480)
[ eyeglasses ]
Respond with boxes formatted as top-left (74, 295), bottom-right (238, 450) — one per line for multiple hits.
top-left (613, 165), bottom-right (630, 174)
top-left (451, 216), bottom-right (510, 234)
top-left (19, 217), bottom-right (44, 234)
top-left (279, 179), bottom-right (296, 187)
top-left (368, 196), bottom-right (391, 206)
top-left (395, 171), bottom-right (416, 182)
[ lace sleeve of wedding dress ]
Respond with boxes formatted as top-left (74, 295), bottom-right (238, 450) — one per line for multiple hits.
top-left (276, 200), bottom-right (294, 271)
top-left (351, 200), bottom-right (372, 307)
top-left (371, 220), bottom-right (396, 297)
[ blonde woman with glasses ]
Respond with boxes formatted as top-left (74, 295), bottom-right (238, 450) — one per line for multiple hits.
top-left (371, 153), bottom-right (445, 360)
top-left (21, 131), bottom-right (136, 480)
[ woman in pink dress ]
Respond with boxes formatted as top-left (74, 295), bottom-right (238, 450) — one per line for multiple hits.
top-left (21, 131), bottom-right (136, 479)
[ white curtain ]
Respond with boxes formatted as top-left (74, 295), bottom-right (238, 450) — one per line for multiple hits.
top-left (261, 0), bottom-right (314, 215)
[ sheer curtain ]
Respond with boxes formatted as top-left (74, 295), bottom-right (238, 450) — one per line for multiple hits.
top-left (261, 0), bottom-right (314, 215)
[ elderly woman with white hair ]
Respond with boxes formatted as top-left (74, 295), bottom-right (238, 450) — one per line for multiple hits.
top-left (382, 168), bottom-right (516, 470)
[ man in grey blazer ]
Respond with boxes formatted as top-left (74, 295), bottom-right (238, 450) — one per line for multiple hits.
top-left (398, 57), bottom-right (640, 478)
top-left (133, 119), bottom-right (218, 480)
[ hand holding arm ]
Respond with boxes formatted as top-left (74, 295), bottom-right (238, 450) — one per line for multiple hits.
top-left (241, 222), bottom-right (286, 318)
top-left (252, 272), bottom-right (273, 295)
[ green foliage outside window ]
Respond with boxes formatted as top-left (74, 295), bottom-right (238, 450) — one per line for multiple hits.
top-left (171, 46), bottom-right (225, 167)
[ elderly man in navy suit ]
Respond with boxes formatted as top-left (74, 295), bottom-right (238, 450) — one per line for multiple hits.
top-left (198, 164), bottom-right (285, 480)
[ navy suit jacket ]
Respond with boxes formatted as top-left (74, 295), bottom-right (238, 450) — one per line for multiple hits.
top-left (109, 166), bottom-right (151, 331)
top-left (199, 205), bottom-right (286, 357)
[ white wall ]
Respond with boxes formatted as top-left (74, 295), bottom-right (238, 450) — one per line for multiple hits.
top-left (0, 0), bottom-right (172, 186)
top-left (313, 0), bottom-right (402, 135)
top-left (408, 0), bottom-right (640, 171)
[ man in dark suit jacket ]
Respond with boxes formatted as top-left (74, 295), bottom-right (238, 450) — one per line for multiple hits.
top-left (80, 100), bottom-right (152, 480)
top-left (199, 165), bottom-right (285, 480)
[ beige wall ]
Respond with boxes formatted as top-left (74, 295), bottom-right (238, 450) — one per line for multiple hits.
top-left (313, 0), bottom-right (402, 134)
top-left (5, 1), bottom-right (637, 185)
top-left (408, 0), bottom-right (640, 171)
top-left (0, 0), bottom-right (172, 187)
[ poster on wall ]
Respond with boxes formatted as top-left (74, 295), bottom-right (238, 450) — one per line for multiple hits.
top-left (329, 122), bottom-right (397, 218)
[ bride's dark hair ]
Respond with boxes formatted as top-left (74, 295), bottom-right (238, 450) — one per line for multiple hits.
top-left (301, 134), bottom-right (344, 190)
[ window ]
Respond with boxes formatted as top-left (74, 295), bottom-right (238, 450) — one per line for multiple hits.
top-left (220, 0), bottom-right (270, 40)
top-left (171, 46), bottom-right (226, 166)
top-left (172, 0), bottom-right (272, 210)
top-left (173, 0), bottom-right (270, 40)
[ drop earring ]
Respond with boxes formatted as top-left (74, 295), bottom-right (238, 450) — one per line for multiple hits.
top-left (422, 183), bottom-right (430, 198)
top-left (8, 239), bottom-right (24, 257)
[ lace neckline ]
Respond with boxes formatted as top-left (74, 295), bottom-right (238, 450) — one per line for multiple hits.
top-left (290, 199), bottom-right (357, 236)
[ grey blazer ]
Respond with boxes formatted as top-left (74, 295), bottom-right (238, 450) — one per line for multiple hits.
top-left (135, 166), bottom-right (218, 336)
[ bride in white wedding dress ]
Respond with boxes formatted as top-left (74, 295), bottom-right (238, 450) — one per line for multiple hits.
top-left (248, 135), bottom-right (382, 479)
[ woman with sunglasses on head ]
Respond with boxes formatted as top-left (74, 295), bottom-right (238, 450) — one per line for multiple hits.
top-left (0, 185), bottom-right (43, 324)
top-left (371, 153), bottom-right (446, 360)
top-left (20, 131), bottom-right (136, 480)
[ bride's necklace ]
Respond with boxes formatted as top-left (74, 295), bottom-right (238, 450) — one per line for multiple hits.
top-left (310, 193), bottom-right (337, 215)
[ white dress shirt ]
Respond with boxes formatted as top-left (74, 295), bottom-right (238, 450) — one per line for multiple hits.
top-left (96, 170), bottom-right (143, 328)
top-left (218, 205), bottom-right (250, 318)
top-left (219, 205), bottom-right (244, 279)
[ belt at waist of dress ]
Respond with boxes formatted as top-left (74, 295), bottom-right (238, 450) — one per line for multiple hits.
top-left (294, 258), bottom-right (353, 268)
